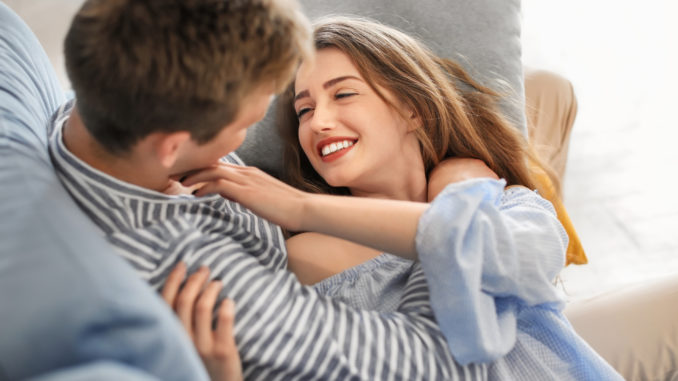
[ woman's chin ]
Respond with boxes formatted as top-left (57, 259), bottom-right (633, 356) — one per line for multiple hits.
top-left (322, 173), bottom-right (351, 189)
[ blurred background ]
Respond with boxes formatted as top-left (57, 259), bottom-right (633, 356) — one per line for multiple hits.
top-left (5, 0), bottom-right (677, 301)
top-left (522, 0), bottom-right (678, 299)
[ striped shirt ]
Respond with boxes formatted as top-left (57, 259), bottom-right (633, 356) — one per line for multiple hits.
top-left (48, 100), bottom-right (487, 380)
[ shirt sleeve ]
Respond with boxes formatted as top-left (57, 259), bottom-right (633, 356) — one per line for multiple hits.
top-left (415, 178), bottom-right (568, 365)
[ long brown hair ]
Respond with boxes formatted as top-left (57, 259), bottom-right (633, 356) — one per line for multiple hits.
top-left (277, 16), bottom-right (554, 196)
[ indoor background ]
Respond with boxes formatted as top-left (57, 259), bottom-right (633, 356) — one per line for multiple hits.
top-left (6, 0), bottom-right (678, 301)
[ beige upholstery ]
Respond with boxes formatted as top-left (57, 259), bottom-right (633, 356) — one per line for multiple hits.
top-left (565, 275), bottom-right (678, 381)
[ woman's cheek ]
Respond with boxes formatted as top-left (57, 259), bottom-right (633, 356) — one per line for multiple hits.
top-left (298, 127), bottom-right (315, 161)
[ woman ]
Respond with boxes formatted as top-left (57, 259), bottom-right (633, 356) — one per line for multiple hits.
top-left (167, 16), bottom-right (621, 380)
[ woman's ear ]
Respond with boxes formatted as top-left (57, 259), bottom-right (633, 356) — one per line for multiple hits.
top-left (401, 102), bottom-right (420, 132)
top-left (152, 131), bottom-right (192, 169)
top-left (407, 111), bottom-right (421, 132)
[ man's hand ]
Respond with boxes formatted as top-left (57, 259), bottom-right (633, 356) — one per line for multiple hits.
top-left (162, 263), bottom-right (243, 381)
top-left (427, 158), bottom-right (499, 201)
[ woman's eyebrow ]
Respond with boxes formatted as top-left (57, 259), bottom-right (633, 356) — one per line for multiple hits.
top-left (294, 75), bottom-right (362, 102)
top-left (322, 75), bottom-right (361, 90)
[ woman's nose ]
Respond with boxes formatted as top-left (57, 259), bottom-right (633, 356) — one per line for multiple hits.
top-left (308, 104), bottom-right (336, 133)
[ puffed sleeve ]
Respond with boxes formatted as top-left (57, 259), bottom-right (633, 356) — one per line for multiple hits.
top-left (415, 178), bottom-right (568, 365)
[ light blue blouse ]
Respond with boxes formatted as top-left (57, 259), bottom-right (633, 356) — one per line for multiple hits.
top-left (314, 178), bottom-right (622, 380)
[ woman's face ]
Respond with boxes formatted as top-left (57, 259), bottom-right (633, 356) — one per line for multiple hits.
top-left (293, 47), bottom-right (422, 192)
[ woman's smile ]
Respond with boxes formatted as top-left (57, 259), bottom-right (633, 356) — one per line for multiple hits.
top-left (317, 137), bottom-right (358, 162)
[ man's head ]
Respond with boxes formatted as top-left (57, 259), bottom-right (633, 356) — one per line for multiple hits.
top-left (64, 0), bottom-right (310, 158)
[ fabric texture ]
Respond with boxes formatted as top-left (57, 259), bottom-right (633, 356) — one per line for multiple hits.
top-left (313, 253), bottom-right (415, 312)
top-left (28, 362), bottom-right (162, 381)
top-left (236, 0), bottom-right (525, 177)
top-left (415, 178), bottom-right (623, 379)
top-left (564, 275), bottom-right (678, 381)
top-left (49, 103), bottom-right (489, 380)
top-left (0, 3), bottom-right (209, 380)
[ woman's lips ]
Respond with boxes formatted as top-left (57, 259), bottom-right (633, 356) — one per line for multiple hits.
top-left (316, 137), bottom-right (358, 163)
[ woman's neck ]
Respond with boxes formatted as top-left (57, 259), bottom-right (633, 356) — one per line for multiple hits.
top-left (349, 162), bottom-right (428, 203)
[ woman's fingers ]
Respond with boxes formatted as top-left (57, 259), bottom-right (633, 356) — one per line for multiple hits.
top-left (161, 261), bottom-right (187, 306)
top-left (175, 266), bottom-right (210, 340)
top-left (213, 299), bottom-right (242, 380)
top-left (205, 298), bottom-right (243, 381)
top-left (194, 280), bottom-right (223, 355)
top-left (214, 299), bottom-right (237, 355)
top-left (192, 180), bottom-right (241, 198)
top-left (160, 263), bottom-right (243, 380)
top-left (182, 163), bottom-right (246, 187)
top-left (182, 161), bottom-right (307, 231)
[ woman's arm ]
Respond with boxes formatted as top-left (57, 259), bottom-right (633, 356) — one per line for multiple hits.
top-left (184, 163), bottom-right (427, 260)
top-left (416, 178), bottom-right (567, 363)
top-left (184, 162), bottom-right (567, 365)
top-left (286, 232), bottom-right (382, 285)
top-left (285, 158), bottom-right (500, 283)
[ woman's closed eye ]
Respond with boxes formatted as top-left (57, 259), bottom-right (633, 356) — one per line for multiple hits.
top-left (335, 92), bottom-right (357, 99)
top-left (296, 107), bottom-right (312, 119)
top-left (296, 92), bottom-right (357, 119)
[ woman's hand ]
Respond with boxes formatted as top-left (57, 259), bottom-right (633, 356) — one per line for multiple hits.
top-left (185, 162), bottom-right (426, 260)
top-left (162, 263), bottom-right (242, 381)
top-left (427, 158), bottom-right (499, 201)
top-left (162, 178), bottom-right (207, 196)
top-left (183, 163), bottom-right (310, 231)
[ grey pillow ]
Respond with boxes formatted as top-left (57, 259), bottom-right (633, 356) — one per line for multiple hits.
top-left (236, 0), bottom-right (524, 178)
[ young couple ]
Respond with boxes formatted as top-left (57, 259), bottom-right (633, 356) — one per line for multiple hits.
top-left (50, 0), bottom-right (620, 379)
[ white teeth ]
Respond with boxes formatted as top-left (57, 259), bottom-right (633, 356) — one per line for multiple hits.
top-left (321, 140), bottom-right (355, 157)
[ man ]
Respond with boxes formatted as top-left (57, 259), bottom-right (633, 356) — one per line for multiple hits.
top-left (48, 0), bottom-right (487, 379)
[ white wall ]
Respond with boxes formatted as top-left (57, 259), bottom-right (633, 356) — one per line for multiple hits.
top-left (523, 0), bottom-right (678, 135)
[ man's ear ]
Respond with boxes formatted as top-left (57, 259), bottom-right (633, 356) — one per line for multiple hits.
top-left (152, 131), bottom-right (192, 169)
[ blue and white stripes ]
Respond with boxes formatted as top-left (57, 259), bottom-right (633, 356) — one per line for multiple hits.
top-left (48, 101), bottom-right (486, 380)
